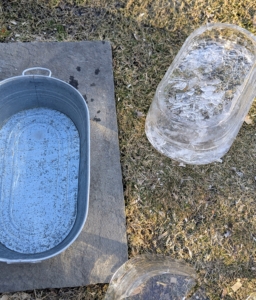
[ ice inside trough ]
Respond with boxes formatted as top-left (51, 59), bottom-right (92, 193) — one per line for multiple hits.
top-left (0, 108), bottom-right (80, 254)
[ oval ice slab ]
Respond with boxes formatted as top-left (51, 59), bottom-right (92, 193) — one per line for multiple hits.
top-left (145, 23), bottom-right (256, 164)
top-left (0, 108), bottom-right (80, 254)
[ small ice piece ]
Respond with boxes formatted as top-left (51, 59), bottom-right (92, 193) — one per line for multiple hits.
top-left (179, 162), bottom-right (186, 167)
top-left (210, 78), bottom-right (222, 85)
top-left (224, 231), bottom-right (231, 238)
top-left (188, 78), bottom-right (198, 88)
top-left (175, 93), bottom-right (184, 102)
top-left (168, 96), bottom-right (176, 104)
top-left (211, 91), bottom-right (225, 103)
top-left (187, 88), bottom-right (195, 96)
top-left (173, 81), bottom-right (188, 91)
top-left (200, 86), bottom-right (216, 93)
top-left (215, 158), bottom-right (223, 163)
top-left (236, 171), bottom-right (244, 177)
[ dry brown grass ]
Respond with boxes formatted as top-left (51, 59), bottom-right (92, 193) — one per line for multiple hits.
top-left (0, 0), bottom-right (256, 299)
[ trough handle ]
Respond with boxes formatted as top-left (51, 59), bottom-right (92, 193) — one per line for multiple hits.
top-left (22, 67), bottom-right (52, 77)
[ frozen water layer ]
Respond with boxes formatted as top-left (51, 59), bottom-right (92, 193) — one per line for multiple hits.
top-left (161, 37), bottom-right (254, 123)
top-left (0, 108), bottom-right (80, 254)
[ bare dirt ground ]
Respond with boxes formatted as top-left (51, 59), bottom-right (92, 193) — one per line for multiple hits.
top-left (0, 0), bottom-right (256, 299)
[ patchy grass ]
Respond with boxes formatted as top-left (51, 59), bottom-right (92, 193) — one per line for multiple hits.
top-left (0, 285), bottom-right (108, 300)
top-left (0, 0), bottom-right (256, 299)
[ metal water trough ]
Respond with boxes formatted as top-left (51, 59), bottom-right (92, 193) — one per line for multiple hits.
top-left (0, 68), bottom-right (90, 263)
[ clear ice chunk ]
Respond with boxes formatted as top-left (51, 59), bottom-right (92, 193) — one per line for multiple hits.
top-left (145, 23), bottom-right (256, 164)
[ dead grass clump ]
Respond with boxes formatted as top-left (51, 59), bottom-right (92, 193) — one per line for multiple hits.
top-left (0, 284), bottom-right (108, 300)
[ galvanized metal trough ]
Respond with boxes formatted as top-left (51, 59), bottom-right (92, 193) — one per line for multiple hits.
top-left (0, 68), bottom-right (90, 263)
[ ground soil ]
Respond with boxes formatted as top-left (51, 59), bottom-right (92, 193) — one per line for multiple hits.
top-left (0, 0), bottom-right (256, 299)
